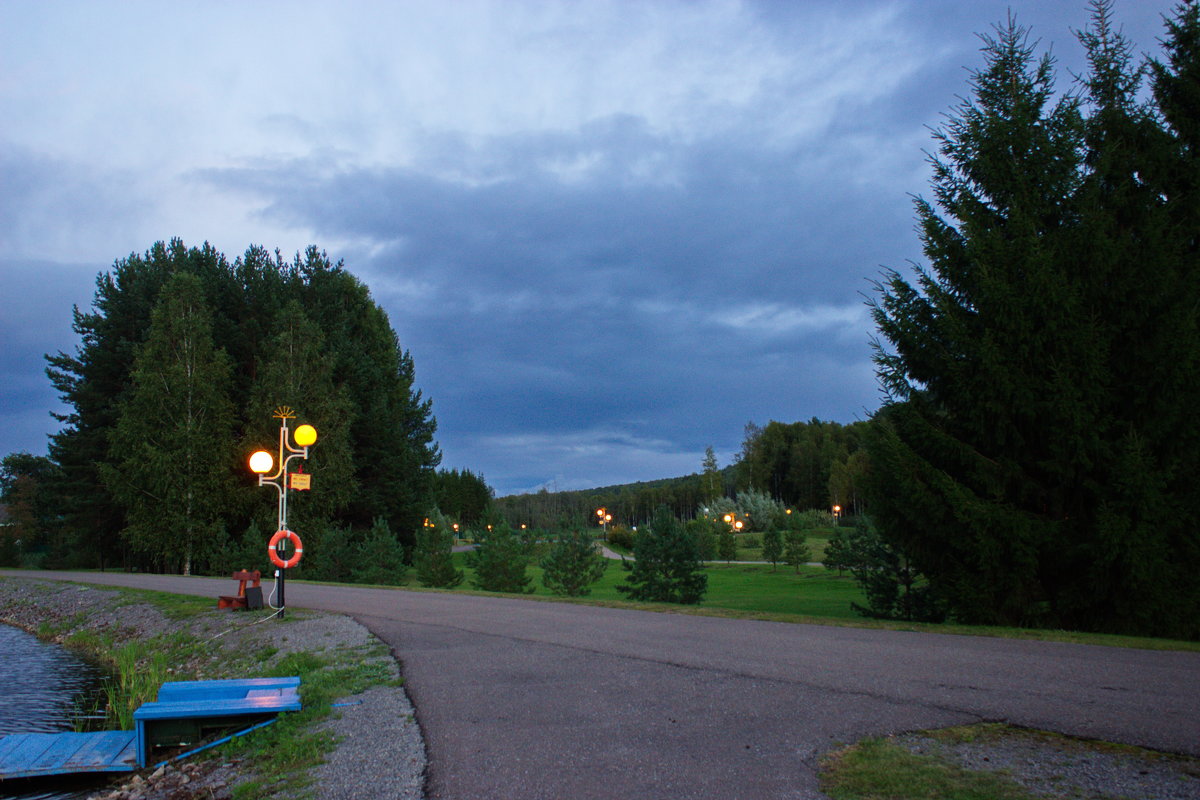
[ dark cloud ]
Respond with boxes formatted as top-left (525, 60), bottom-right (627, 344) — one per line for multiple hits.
top-left (3, 0), bottom-right (1175, 495)
top-left (0, 258), bottom-right (104, 457)
top-left (200, 110), bottom-right (907, 492)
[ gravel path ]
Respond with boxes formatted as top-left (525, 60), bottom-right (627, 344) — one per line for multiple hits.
top-left (0, 577), bottom-right (426, 800)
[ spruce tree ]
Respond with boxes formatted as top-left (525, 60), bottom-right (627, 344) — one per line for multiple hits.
top-left (717, 527), bottom-right (737, 563)
top-left (414, 512), bottom-right (464, 588)
top-left (352, 517), bottom-right (409, 585)
top-left (867, 4), bottom-right (1200, 637)
top-left (761, 529), bottom-right (783, 570)
top-left (783, 530), bottom-right (810, 574)
top-left (541, 527), bottom-right (607, 596)
top-left (467, 523), bottom-right (533, 593)
top-left (617, 508), bottom-right (707, 604)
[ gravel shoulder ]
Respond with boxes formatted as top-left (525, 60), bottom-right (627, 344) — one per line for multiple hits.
top-left (890, 725), bottom-right (1200, 799)
top-left (0, 576), bottom-right (426, 800)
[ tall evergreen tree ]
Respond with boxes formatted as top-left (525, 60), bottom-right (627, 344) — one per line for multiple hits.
top-left (866, 5), bottom-right (1200, 637)
top-left (46, 240), bottom-right (231, 568)
top-left (100, 273), bottom-right (237, 574)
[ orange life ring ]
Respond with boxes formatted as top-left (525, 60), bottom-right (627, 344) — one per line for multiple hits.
top-left (268, 529), bottom-right (304, 569)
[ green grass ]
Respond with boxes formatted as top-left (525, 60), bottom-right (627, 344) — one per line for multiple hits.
top-left (328, 552), bottom-right (1200, 651)
top-left (442, 553), bottom-right (868, 620)
top-left (819, 737), bottom-right (1041, 800)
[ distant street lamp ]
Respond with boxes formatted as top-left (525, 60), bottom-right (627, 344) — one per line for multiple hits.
top-left (832, 504), bottom-right (842, 525)
top-left (596, 507), bottom-right (613, 534)
top-left (723, 513), bottom-right (744, 534)
top-left (248, 406), bottom-right (317, 618)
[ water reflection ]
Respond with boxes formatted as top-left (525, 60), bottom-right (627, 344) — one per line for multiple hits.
top-left (0, 624), bottom-right (112, 800)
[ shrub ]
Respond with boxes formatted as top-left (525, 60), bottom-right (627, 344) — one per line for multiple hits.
top-left (736, 489), bottom-right (786, 531)
top-left (606, 526), bottom-right (635, 550)
top-left (792, 509), bottom-right (836, 530)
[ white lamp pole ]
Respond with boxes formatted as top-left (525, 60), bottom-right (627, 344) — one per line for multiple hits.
top-left (248, 406), bottom-right (318, 618)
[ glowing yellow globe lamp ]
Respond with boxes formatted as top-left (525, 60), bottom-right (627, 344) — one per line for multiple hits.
top-left (294, 424), bottom-right (318, 447)
top-left (249, 450), bottom-right (275, 474)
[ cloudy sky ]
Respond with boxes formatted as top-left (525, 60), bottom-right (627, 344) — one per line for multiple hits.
top-left (0, 1), bottom-right (1172, 496)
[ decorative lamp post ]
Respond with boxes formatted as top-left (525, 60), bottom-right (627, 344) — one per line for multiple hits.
top-left (248, 406), bottom-right (317, 618)
top-left (832, 504), bottom-right (842, 525)
top-left (723, 512), bottom-right (744, 534)
top-left (596, 507), bottom-right (612, 534)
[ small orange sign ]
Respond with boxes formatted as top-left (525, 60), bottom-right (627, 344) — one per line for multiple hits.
top-left (289, 473), bottom-right (312, 491)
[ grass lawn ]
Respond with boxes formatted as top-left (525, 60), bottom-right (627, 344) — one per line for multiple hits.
top-left (446, 553), bottom-right (866, 620)
top-left (368, 551), bottom-right (1200, 651)
top-left (730, 527), bottom-right (834, 563)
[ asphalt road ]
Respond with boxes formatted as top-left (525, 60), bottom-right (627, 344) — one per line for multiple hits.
top-left (5, 570), bottom-right (1199, 799)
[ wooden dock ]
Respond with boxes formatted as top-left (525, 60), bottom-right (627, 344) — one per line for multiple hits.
top-left (0, 676), bottom-right (300, 781)
top-left (0, 731), bottom-right (137, 779)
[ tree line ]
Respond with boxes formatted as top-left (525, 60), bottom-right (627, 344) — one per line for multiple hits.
top-left (3, 240), bottom-right (440, 576)
top-left (492, 419), bottom-right (865, 532)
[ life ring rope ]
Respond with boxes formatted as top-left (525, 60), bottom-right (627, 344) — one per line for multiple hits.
top-left (269, 529), bottom-right (304, 569)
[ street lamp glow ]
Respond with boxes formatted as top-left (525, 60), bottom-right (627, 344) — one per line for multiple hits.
top-left (249, 450), bottom-right (274, 474)
top-left (294, 424), bottom-right (318, 447)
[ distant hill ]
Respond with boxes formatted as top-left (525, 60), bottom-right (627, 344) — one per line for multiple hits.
top-left (493, 467), bottom-right (736, 530)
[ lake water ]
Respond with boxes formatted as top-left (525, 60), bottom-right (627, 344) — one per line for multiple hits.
top-left (0, 624), bottom-right (112, 800)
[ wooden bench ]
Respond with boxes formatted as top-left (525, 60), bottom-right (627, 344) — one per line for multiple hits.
top-left (217, 570), bottom-right (262, 610)
top-left (133, 677), bottom-right (301, 766)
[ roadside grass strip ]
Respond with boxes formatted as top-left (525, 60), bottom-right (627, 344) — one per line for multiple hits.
top-left (819, 724), bottom-right (1200, 800)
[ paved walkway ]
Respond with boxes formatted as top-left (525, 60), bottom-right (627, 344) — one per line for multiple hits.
top-left (6, 570), bottom-right (1199, 799)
